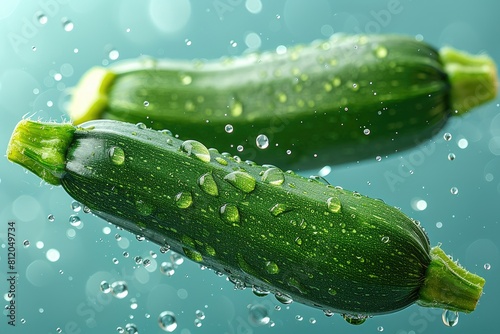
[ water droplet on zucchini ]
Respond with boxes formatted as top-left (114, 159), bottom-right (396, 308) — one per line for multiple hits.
top-left (215, 157), bottom-right (228, 166)
top-left (326, 196), bottom-right (342, 213)
top-left (158, 310), bottom-right (178, 332)
top-left (183, 248), bottom-right (203, 262)
top-left (108, 146), bottom-right (125, 165)
top-left (224, 171), bottom-right (256, 193)
top-left (181, 140), bottom-right (211, 162)
top-left (274, 292), bottom-right (293, 304)
top-left (342, 314), bottom-right (367, 325)
top-left (198, 172), bottom-right (219, 196)
top-left (219, 204), bottom-right (240, 226)
top-left (270, 203), bottom-right (294, 216)
top-left (252, 286), bottom-right (270, 297)
top-left (261, 167), bottom-right (285, 186)
top-left (136, 122), bottom-right (147, 129)
top-left (175, 192), bottom-right (193, 209)
top-left (265, 261), bottom-right (280, 274)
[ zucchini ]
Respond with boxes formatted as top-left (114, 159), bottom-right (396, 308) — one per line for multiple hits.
top-left (68, 34), bottom-right (497, 169)
top-left (7, 119), bottom-right (485, 323)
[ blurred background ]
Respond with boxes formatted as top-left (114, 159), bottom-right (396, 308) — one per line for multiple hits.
top-left (0, 0), bottom-right (499, 333)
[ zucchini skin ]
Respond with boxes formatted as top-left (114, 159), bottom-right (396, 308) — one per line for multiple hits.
top-left (60, 120), bottom-right (431, 315)
top-left (68, 34), bottom-right (497, 169)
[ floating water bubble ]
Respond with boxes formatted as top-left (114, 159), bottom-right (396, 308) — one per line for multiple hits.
top-left (443, 132), bottom-right (452, 141)
top-left (124, 323), bottom-right (138, 334)
top-left (261, 167), bottom-right (285, 186)
top-left (363, 128), bottom-right (370, 135)
top-left (458, 138), bottom-right (468, 149)
top-left (256, 134), bottom-right (269, 149)
top-left (195, 310), bottom-right (205, 320)
top-left (109, 50), bottom-right (120, 61)
top-left (377, 325), bottom-right (384, 331)
top-left (448, 153), bottom-right (456, 161)
top-left (224, 171), bottom-right (256, 193)
top-left (111, 281), bottom-right (129, 298)
top-left (450, 187), bottom-right (459, 195)
top-left (160, 262), bottom-right (175, 276)
top-left (130, 298), bottom-right (138, 310)
top-left (68, 215), bottom-right (81, 227)
top-left (158, 311), bottom-right (177, 332)
top-left (436, 222), bottom-right (443, 228)
top-left (47, 214), bottom-right (55, 222)
top-left (224, 124), bottom-right (234, 133)
top-left (194, 319), bottom-right (202, 327)
top-left (237, 145), bottom-right (244, 152)
top-left (442, 310), bottom-right (459, 327)
top-left (295, 315), bottom-right (303, 321)
top-left (484, 263), bottom-right (491, 270)
top-left (100, 281), bottom-right (111, 293)
top-left (248, 304), bottom-right (270, 326)
top-left (62, 18), bottom-right (74, 32)
top-left (38, 13), bottom-right (48, 25)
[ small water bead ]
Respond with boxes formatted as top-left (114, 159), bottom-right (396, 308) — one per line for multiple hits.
top-left (109, 50), bottom-right (120, 61)
top-left (183, 248), bottom-right (203, 262)
top-left (381, 236), bottom-right (390, 243)
top-left (194, 319), bottom-right (203, 327)
top-left (160, 262), bottom-right (175, 276)
top-left (100, 281), bottom-right (111, 293)
top-left (484, 263), bottom-right (491, 270)
top-left (248, 304), bottom-right (270, 326)
top-left (274, 292), bottom-right (293, 304)
top-left (68, 215), bottom-right (81, 227)
top-left (23, 240), bottom-right (30, 248)
top-left (286, 149), bottom-right (292, 155)
top-left (38, 13), bottom-right (48, 24)
top-left (450, 187), bottom-right (459, 195)
top-left (111, 281), bottom-right (129, 298)
top-left (123, 251), bottom-right (130, 258)
top-left (219, 204), bottom-right (240, 226)
top-left (448, 153), bottom-right (456, 161)
top-left (252, 286), bottom-right (270, 297)
top-left (442, 310), bottom-right (459, 327)
top-left (224, 124), bottom-right (234, 133)
top-left (436, 221), bottom-right (443, 228)
top-left (175, 192), bottom-right (193, 209)
top-left (181, 140), bottom-right (211, 162)
top-left (377, 326), bottom-right (384, 331)
top-left (363, 128), bottom-right (371, 135)
top-left (443, 132), bottom-right (452, 141)
top-left (269, 203), bottom-right (294, 216)
top-left (56, 328), bottom-right (62, 333)
top-left (342, 314), bottom-right (367, 325)
top-left (261, 167), bottom-right (285, 186)
top-left (130, 298), bottom-right (138, 310)
top-left (124, 323), bottom-right (138, 334)
top-left (237, 145), bottom-right (244, 152)
top-left (256, 134), bottom-right (270, 149)
top-left (158, 311), bottom-right (177, 332)
top-left (170, 252), bottom-right (184, 265)
top-left (160, 245), bottom-right (171, 254)
top-left (195, 310), bottom-right (205, 320)
top-left (71, 200), bottom-right (82, 212)
top-left (326, 196), bottom-right (342, 213)
top-left (198, 173), bottom-right (219, 196)
top-left (109, 146), bottom-right (125, 165)
top-left (47, 214), bottom-right (55, 222)
top-left (134, 256), bottom-right (143, 265)
top-left (143, 101), bottom-right (150, 107)
top-left (224, 171), bottom-right (256, 193)
top-left (62, 18), bottom-right (74, 32)
top-left (295, 315), bottom-right (304, 321)
top-left (113, 258), bottom-right (119, 264)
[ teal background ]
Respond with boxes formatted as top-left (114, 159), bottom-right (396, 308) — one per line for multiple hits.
top-left (1, 0), bottom-right (499, 333)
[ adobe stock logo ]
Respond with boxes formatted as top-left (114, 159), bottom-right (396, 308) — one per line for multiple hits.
top-left (7, 0), bottom-right (68, 54)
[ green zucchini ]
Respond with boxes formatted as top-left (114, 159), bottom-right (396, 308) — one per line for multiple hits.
top-left (7, 119), bottom-right (485, 323)
top-left (68, 34), bottom-right (497, 169)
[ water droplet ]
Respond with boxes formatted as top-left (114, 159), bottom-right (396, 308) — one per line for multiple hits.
top-left (448, 153), bottom-right (456, 161)
top-left (62, 18), bottom-right (74, 32)
top-left (215, 157), bottom-right (228, 166)
top-left (224, 171), bottom-right (256, 193)
top-left (484, 263), bottom-right (491, 270)
top-left (225, 124), bottom-right (234, 133)
top-left (442, 310), bottom-right (459, 327)
top-left (38, 13), bottom-right (48, 25)
top-left (100, 281), bottom-right (111, 293)
top-left (47, 214), bottom-right (55, 222)
top-left (181, 140), bottom-right (211, 162)
top-left (248, 305), bottom-right (270, 326)
top-left (160, 262), bottom-right (175, 276)
top-left (143, 101), bottom-right (150, 107)
top-left (158, 310), bottom-right (177, 332)
top-left (183, 248), bottom-right (203, 262)
top-left (252, 286), bottom-right (270, 297)
top-left (377, 325), bottom-right (384, 331)
top-left (436, 221), bottom-right (443, 228)
top-left (170, 252), bottom-right (184, 265)
top-left (295, 315), bottom-right (303, 321)
top-left (375, 46), bottom-right (388, 58)
top-left (326, 196), bottom-right (342, 213)
top-left (328, 287), bottom-right (337, 296)
top-left (351, 83), bottom-right (359, 91)
top-left (443, 132), bottom-right (452, 141)
top-left (381, 236), bottom-right (390, 243)
top-left (375, 156), bottom-right (382, 162)
top-left (125, 323), bottom-right (138, 334)
top-left (71, 200), bottom-right (82, 212)
top-left (269, 203), bottom-right (294, 216)
top-left (363, 128), bottom-right (370, 135)
top-left (69, 215), bottom-right (81, 227)
top-left (130, 298), bottom-right (138, 310)
top-left (265, 261), bottom-right (280, 274)
top-left (175, 192), bottom-right (193, 209)
top-left (237, 145), bottom-right (244, 152)
top-left (256, 134), bottom-right (269, 149)
top-left (23, 240), bottom-right (30, 248)
top-left (294, 237), bottom-right (302, 246)
top-left (286, 149), bottom-right (292, 155)
top-left (107, 146), bottom-right (126, 166)
top-left (194, 319), bottom-right (202, 327)
top-left (198, 173), bottom-right (219, 196)
top-left (111, 281), bottom-right (128, 298)
top-left (219, 204), bottom-right (240, 226)
top-left (450, 187), bottom-right (459, 195)
top-left (185, 39), bottom-right (192, 46)
top-left (109, 50), bottom-right (120, 61)
top-left (261, 167), bottom-right (285, 186)
top-left (342, 314), bottom-right (367, 325)
top-left (274, 292), bottom-right (293, 304)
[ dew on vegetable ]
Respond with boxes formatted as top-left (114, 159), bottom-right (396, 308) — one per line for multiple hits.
top-left (224, 124), bottom-right (234, 133)
top-left (286, 149), bottom-right (292, 155)
top-left (265, 261), bottom-right (280, 275)
top-left (248, 304), bottom-right (270, 326)
top-left (198, 172), bottom-right (219, 196)
top-left (181, 140), bottom-right (211, 162)
top-left (158, 311), bottom-right (177, 332)
top-left (219, 204), bottom-right (240, 226)
top-left (342, 314), bottom-right (367, 325)
top-left (326, 196), bottom-right (342, 213)
top-left (256, 134), bottom-right (270, 149)
top-left (111, 281), bottom-right (129, 299)
top-left (458, 138), bottom-right (468, 149)
top-left (381, 236), bottom-right (390, 243)
top-left (269, 203), bottom-right (293, 216)
top-left (135, 122), bottom-right (147, 130)
top-left (442, 310), bottom-right (459, 327)
top-left (261, 167), bottom-right (285, 186)
top-left (143, 101), bottom-right (150, 107)
top-left (274, 292), bottom-right (293, 304)
top-left (252, 286), bottom-right (270, 297)
top-left (68, 214), bottom-right (81, 227)
top-left (237, 145), bottom-right (244, 152)
top-left (175, 191), bottom-right (193, 209)
top-left (183, 248), bottom-right (203, 262)
top-left (224, 171), bottom-right (256, 193)
top-left (170, 252), bottom-right (184, 265)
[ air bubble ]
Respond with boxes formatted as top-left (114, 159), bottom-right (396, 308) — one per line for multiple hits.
top-left (237, 145), bottom-right (244, 152)
top-left (23, 240), bottom-right (30, 248)
top-left (38, 13), bottom-right (48, 25)
top-left (160, 262), bottom-right (175, 276)
top-left (124, 323), bottom-right (138, 334)
top-left (484, 263), bottom-right (491, 270)
top-left (47, 214), bottom-right (55, 222)
top-left (143, 101), bottom-right (150, 107)
top-left (100, 281), bottom-right (111, 293)
top-left (181, 140), bottom-right (211, 162)
top-left (256, 134), bottom-right (269, 149)
top-left (195, 310), bottom-right (205, 320)
top-left (448, 153), bottom-right (456, 161)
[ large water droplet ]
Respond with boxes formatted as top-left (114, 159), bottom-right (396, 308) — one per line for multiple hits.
top-left (248, 304), bottom-right (271, 326)
top-left (108, 146), bottom-right (125, 165)
top-left (442, 310), bottom-right (459, 327)
top-left (261, 167), bottom-right (285, 186)
top-left (181, 140), bottom-right (211, 162)
top-left (198, 173), bottom-right (219, 196)
top-left (110, 281), bottom-right (129, 298)
top-left (158, 311), bottom-right (178, 332)
top-left (256, 134), bottom-right (269, 149)
top-left (183, 248), bottom-right (203, 262)
top-left (68, 214), bottom-right (81, 227)
top-left (175, 192), bottom-right (193, 209)
top-left (224, 124), bottom-right (234, 133)
top-left (265, 261), bottom-right (279, 274)
top-left (274, 292), bottom-right (293, 304)
top-left (224, 171), bottom-right (256, 193)
top-left (219, 204), bottom-right (240, 226)
top-left (343, 314), bottom-right (367, 325)
top-left (326, 196), bottom-right (342, 213)
top-left (252, 286), bottom-right (270, 297)
top-left (269, 203), bottom-right (294, 216)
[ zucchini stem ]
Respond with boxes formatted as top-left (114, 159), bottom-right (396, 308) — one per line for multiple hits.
top-left (417, 246), bottom-right (485, 313)
top-left (6, 119), bottom-right (76, 185)
top-left (440, 46), bottom-right (498, 114)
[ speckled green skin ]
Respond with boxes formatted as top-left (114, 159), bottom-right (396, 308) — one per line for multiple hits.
top-left (91, 34), bottom-right (449, 169)
top-left (61, 120), bottom-right (431, 315)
